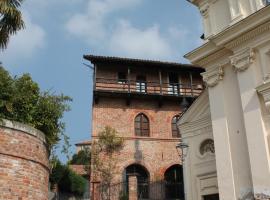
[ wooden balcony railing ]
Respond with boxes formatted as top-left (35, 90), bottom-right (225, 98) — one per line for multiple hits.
top-left (95, 78), bottom-right (204, 97)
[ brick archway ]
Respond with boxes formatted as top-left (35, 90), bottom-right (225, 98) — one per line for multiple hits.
top-left (124, 163), bottom-right (150, 199)
top-left (164, 164), bottom-right (184, 199)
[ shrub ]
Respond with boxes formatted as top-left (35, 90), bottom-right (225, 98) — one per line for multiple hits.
top-left (50, 159), bottom-right (87, 196)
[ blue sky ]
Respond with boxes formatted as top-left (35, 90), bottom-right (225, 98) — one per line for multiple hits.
top-left (0, 0), bottom-right (202, 161)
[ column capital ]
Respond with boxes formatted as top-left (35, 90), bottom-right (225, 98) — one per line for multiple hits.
top-left (256, 81), bottom-right (270, 113)
top-left (230, 48), bottom-right (255, 72)
top-left (202, 66), bottom-right (224, 87)
top-left (254, 193), bottom-right (270, 200)
top-left (200, 3), bottom-right (210, 17)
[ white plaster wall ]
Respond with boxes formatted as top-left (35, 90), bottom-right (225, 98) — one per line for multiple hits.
top-left (179, 92), bottom-right (218, 200)
top-left (185, 1), bottom-right (270, 199)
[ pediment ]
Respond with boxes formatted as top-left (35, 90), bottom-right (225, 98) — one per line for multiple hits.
top-left (179, 90), bottom-right (210, 125)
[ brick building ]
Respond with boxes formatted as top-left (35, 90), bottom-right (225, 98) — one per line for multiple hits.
top-left (84, 55), bottom-right (204, 199)
top-left (75, 139), bottom-right (92, 153)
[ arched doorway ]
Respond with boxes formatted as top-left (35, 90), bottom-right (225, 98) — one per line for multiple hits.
top-left (125, 164), bottom-right (149, 199)
top-left (164, 164), bottom-right (184, 199)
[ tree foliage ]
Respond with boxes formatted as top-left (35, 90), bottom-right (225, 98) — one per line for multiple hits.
top-left (92, 126), bottom-right (124, 186)
top-left (0, 0), bottom-right (25, 49)
top-left (50, 159), bottom-right (87, 197)
top-left (0, 66), bottom-right (72, 153)
top-left (70, 148), bottom-right (91, 165)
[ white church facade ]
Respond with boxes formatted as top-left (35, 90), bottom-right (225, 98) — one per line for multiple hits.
top-left (179, 0), bottom-right (270, 199)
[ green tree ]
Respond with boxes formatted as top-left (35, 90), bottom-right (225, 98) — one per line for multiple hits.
top-left (0, 66), bottom-right (72, 154)
top-left (0, 0), bottom-right (25, 49)
top-left (70, 148), bottom-right (91, 165)
top-left (92, 126), bottom-right (124, 199)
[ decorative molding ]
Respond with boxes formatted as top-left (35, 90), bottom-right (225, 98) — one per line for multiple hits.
top-left (255, 193), bottom-right (270, 200)
top-left (202, 66), bottom-right (224, 87)
top-left (200, 3), bottom-right (210, 17)
top-left (256, 81), bottom-right (270, 113)
top-left (196, 48), bottom-right (231, 66)
top-left (225, 20), bottom-right (270, 49)
top-left (263, 49), bottom-right (270, 82)
top-left (200, 139), bottom-right (215, 155)
top-left (230, 48), bottom-right (255, 72)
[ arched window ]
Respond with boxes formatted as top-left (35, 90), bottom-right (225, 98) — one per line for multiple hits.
top-left (135, 113), bottom-right (150, 137)
top-left (172, 115), bottom-right (180, 138)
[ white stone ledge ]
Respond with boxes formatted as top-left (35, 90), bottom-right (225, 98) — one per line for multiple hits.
top-left (0, 119), bottom-right (46, 143)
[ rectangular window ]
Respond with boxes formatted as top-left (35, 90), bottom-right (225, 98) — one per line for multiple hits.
top-left (118, 72), bottom-right (127, 83)
top-left (168, 73), bottom-right (179, 95)
top-left (136, 75), bottom-right (147, 93)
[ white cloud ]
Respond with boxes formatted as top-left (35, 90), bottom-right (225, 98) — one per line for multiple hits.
top-left (109, 20), bottom-right (173, 60)
top-left (1, 12), bottom-right (46, 63)
top-left (65, 0), bottom-right (177, 60)
top-left (66, 0), bottom-right (142, 44)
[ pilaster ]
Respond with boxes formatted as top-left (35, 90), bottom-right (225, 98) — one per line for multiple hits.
top-left (207, 81), bottom-right (237, 200)
top-left (232, 49), bottom-right (270, 198)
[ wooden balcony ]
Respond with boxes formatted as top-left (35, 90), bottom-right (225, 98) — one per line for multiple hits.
top-left (94, 78), bottom-right (204, 103)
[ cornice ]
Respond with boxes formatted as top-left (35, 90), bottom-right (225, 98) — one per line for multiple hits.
top-left (225, 20), bottom-right (270, 50)
top-left (184, 41), bottom-right (219, 65)
top-left (195, 48), bottom-right (232, 66)
top-left (91, 135), bottom-right (180, 142)
top-left (212, 5), bottom-right (270, 47)
top-left (184, 6), bottom-right (270, 65)
top-left (230, 48), bottom-right (255, 72)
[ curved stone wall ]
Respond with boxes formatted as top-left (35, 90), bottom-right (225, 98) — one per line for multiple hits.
top-left (0, 120), bottom-right (49, 200)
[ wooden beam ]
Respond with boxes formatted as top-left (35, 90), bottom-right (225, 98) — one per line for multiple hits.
top-left (128, 67), bottom-right (131, 93)
top-left (159, 69), bottom-right (163, 95)
top-left (189, 72), bottom-right (193, 97)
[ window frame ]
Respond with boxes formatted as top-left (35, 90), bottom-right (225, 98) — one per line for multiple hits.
top-left (171, 115), bottom-right (181, 138)
top-left (135, 113), bottom-right (150, 137)
top-left (136, 75), bottom-right (147, 93)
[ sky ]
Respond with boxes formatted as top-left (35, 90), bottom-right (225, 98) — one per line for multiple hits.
top-left (0, 0), bottom-right (203, 162)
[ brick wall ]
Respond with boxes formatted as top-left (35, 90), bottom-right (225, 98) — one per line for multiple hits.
top-left (0, 120), bottom-right (49, 200)
top-left (92, 98), bottom-right (182, 183)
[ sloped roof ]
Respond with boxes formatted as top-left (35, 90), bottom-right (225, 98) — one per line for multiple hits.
top-left (75, 140), bottom-right (92, 146)
top-left (83, 54), bottom-right (203, 71)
